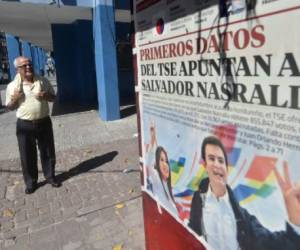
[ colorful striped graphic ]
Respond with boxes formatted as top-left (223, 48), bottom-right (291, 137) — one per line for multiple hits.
top-left (233, 156), bottom-right (277, 205)
top-left (170, 157), bottom-right (185, 186)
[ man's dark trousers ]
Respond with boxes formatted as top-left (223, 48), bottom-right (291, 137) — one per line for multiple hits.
top-left (16, 116), bottom-right (56, 189)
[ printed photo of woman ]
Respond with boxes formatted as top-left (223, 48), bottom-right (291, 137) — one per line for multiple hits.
top-left (144, 122), bottom-right (179, 216)
top-left (153, 146), bottom-right (178, 215)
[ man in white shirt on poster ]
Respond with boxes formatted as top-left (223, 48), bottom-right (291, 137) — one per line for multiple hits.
top-left (189, 136), bottom-right (300, 250)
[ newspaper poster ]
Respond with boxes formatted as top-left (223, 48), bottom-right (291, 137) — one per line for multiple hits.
top-left (134, 0), bottom-right (300, 249)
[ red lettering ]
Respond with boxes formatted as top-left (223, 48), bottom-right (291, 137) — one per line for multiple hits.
top-left (154, 46), bottom-right (162, 59)
top-left (140, 49), bottom-right (145, 61)
top-left (162, 44), bottom-right (168, 58)
top-left (197, 37), bottom-right (207, 54)
top-left (234, 28), bottom-right (250, 49)
top-left (150, 48), bottom-right (153, 60)
top-left (223, 31), bottom-right (233, 51)
top-left (186, 39), bottom-right (193, 55)
top-left (144, 49), bottom-right (150, 61)
top-left (207, 35), bottom-right (219, 53)
top-left (177, 41), bottom-right (185, 56)
top-left (251, 25), bottom-right (265, 48)
top-left (169, 43), bottom-right (176, 58)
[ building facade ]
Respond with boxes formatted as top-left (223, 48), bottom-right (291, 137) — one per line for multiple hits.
top-left (0, 0), bottom-right (134, 121)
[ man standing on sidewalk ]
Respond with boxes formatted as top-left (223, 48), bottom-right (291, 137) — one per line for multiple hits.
top-left (5, 56), bottom-right (61, 194)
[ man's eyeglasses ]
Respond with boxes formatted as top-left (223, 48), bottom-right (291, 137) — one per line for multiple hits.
top-left (18, 63), bottom-right (32, 69)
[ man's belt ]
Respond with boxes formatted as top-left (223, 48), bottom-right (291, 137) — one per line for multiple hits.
top-left (18, 116), bottom-right (49, 124)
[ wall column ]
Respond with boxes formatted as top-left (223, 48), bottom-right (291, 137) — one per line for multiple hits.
top-left (5, 34), bottom-right (20, 80)
top-left (93, 0), bottom-right (120, 120)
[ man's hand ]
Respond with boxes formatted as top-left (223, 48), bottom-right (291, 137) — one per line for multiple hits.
top-left (7, 89), bottom-right (24, 110)
top-left (11, 89), bottom-right (23, 102)
top-left (35, 91), bottom-right (55, 102)
top-left (274, 162), bottom-right (300, 226)
top-left (35, 91), bottom-right (47, 101)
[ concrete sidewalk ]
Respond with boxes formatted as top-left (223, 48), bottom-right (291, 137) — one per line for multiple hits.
top-left (0, 106), bottom-right (145, 249)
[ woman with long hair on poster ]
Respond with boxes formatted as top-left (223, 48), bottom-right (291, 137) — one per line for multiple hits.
top-left (144, 122), bottom-right (179, 216)
top-left (153, 146), bottom-right (178, 215)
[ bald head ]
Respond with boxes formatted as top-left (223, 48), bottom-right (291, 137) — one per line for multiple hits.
top-left (13, 56), bottom-right (31, 68)
top-left (14, 56), bottom-right (34, 81)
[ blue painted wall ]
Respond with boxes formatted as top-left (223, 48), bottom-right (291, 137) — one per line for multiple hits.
top-left (52, 20), bottom-right (97, 106)
top-left (19, 0), bottom-right (77, 6)
top-left (61, 0), bottom-right (76, 6)
top-left (31, 46), bottom-right (40, 76)
top-left (21, 41), bottom-right (32, 60)
top-left (51, 24), bottom-right (75, 103)
top-left (115, 22), bottom-right (134, 104)
top-left (5, 34), bottom-right (20, 80)
top-left (40, 49), bottom-right (46, 73)
top-left (115, 1), bottom-right (131, 10)
top-left (19, 0), bottom-right (91, 7)
top-left (37, 48), bottom-right (45, 75)
top-left (93, 1), bottom-right (120, 120)
top-left (115, 22), bottom-right (131, 41)
top-left (74, 20), bottom-right (98, 105)
top-left (2, 0), bottom-right (129, 8)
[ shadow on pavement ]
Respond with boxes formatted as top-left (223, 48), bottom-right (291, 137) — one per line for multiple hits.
top-left (51, 101), bottom-right (98, 116)
top-left (120, 104), bottom-right (136, 118)
top-left (57, 151), bottom-right (118, 182)
top-left (36, 151), bottom-right (119, 188)
top-left (119, 95), bottom-right (136, 119)
top-left (0, 151), bottom-right (140, 178)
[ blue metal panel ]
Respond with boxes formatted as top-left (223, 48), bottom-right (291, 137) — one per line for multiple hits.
top-left (40, 49), bottom-right (46, 68)
top-left (21, 41), bottom-right (32, 60)
top-left (51, 24), bottom-right (75, 103)
top-left (115, 23), bottom-right (134, 103)
top-left (61, 0), bottom-right (76, 6)
top-left (42, 49), bottom-right (47, 75)
top-left (115, 0), bottom-right (130, 10)
top-left (51, 20), bottom-right (97, 106)
top-left (94, 1), bottom-right (120, 120)
top-left (74, 20), bottom-right (97, 105)
top-left (115, 22), bottom-right (131, 41)
top-left (17, 0), bottom-right (76, 6)
top-left (118, 70), bottom-right (134, 103)
top-left (37, 48), bottom-right (44, 74)
top-left (31, 47), bottom-right (40, 75)
top-left (5, 34), bottom-right (20, 79)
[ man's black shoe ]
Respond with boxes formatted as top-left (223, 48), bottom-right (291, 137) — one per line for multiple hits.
top-left (25, 186), bottom-right (36, 194)
top-left (47, 179), bottom-right (62, 188)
